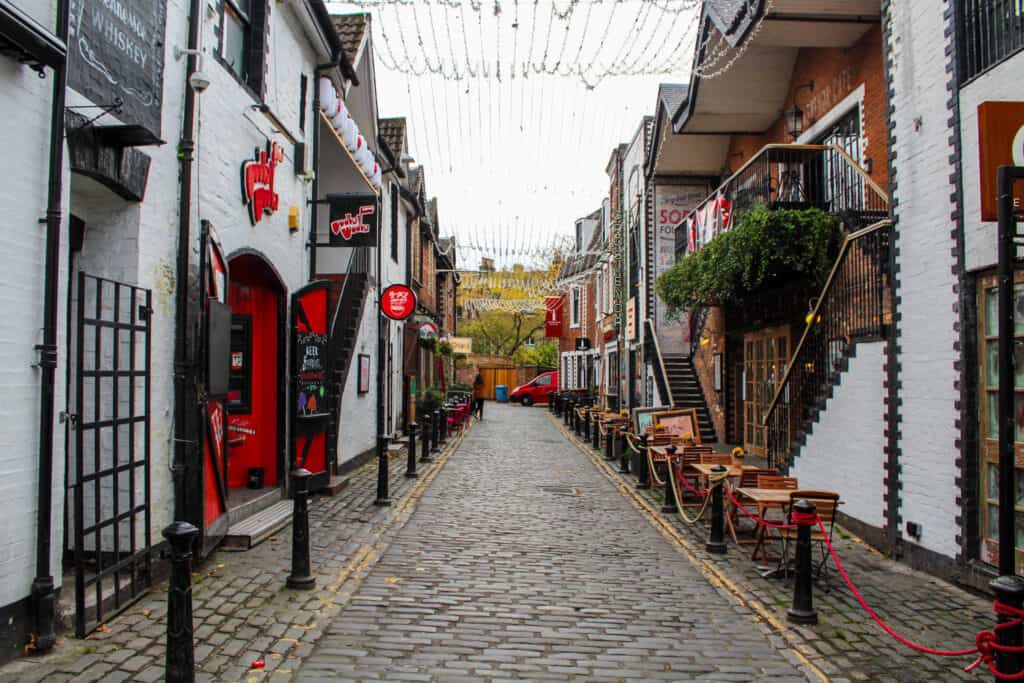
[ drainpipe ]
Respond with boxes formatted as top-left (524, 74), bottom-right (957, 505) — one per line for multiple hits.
top-left (31, 0), bottom-right (70, 653)
top-left (173, 0), bottom-right (202, 522)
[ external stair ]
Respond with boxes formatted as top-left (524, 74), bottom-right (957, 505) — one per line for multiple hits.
top-left (661, 353), bottom-right (718, 444)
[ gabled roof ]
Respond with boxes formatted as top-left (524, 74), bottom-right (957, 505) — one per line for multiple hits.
top-left (557, 209), bottom-right (605, 281)
top-left (705, 0), bottom-right (767, 48)
top-left (658, 84), bottom-right (688, 119)
top-left (331, 13), bottom-right (368, 85)
top-left (378, 117), bottom-right (406, 176)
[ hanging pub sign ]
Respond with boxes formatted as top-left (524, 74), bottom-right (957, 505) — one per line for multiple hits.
top-left (418, 320), bottom-right (439, 340)
top-left (575, 338), bottom-right (591, 351)
top-left (242, 142), bottom-right (284, 226)
top-left (978, 102), bottom-right (1024, 221)
top-left (381, 284), bottom-right (417, 321)
top-left (328, 193), bottom-right (378, 247)
top-left (67, 0), bottom-right (168, 137)
top-left (545, 296), bottom-right (563, 338)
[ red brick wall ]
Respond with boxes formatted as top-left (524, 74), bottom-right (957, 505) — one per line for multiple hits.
top-left (726, 26), bottom-right (888, 192)
top-left (691, 307), bottom-right (727, 441)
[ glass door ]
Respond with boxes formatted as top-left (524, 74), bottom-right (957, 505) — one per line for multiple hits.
top-left (744, 327), bottom-right (790, 457)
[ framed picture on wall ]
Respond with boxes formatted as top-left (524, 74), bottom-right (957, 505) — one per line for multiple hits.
top-left (652, 408), bottom-right (702, 443)
top-left (632, 406), bottom-right (670, 435)
top-left (358, 354), bottom-right (370, 394)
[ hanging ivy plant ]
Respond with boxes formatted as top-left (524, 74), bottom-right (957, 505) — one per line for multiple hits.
top-left (418, 336), bottom-right (438, 353)
top-left (438, 341), bottom-right (453, 357)
top-left (655, 205), bottom-right (840, 316)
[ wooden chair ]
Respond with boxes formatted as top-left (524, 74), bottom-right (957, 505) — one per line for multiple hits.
top-left (739, 468), bottom-right (779, 488)
top-left (700, 453), bottom-right (733, 466)
top-left (779, 490), bottom-right (841, 584)
top-left (757, 475), bottom-right (799, 489)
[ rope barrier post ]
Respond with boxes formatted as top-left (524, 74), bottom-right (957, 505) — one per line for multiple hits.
top-left (420, 414), bottom-right (433, 463)
top-left (705, 465), bottom-right (728, 554)
top-left (431, 410), bottom-right (440, 453)
top-left (661, 445), bottom-right (679, 514)
top-left (163, 521), bottom-right (198, 683)
top-left (440, 408), bottom-right (448, 445)
top-left (604, 423), bottom-right (615, 461)
top-left (548, 391), bottom-right (555, 413)
top-left (592, 414), bottom-right (601, 450)
top-left (405, 422), bottom-right (418, 479)
top-left (991, 575), bottom-right (1024, 679)
top-left (617, 428), bottom-right (631, 474)
top-left (636, 434), bottom-right (651, 490)
top-left (565, 396), bottom-right (574, 427)
top-left (583, 407), bottom-right (591, 442)
top-left (787, 499), bottom-right (818, 624)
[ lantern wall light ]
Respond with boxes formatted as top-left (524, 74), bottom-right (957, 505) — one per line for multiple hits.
top-left (784, 81), bottom-right (815, 141)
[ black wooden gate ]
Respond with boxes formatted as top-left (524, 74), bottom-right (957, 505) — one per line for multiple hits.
top-left (65, 272), bottom-right (152, 637)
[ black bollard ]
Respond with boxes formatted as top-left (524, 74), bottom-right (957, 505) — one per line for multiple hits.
top-left (563, 397), bottom-right (571, 426)
top-left (574, 403), bottom-right (582, 436)
top-left (405, 422), bottom-right (419, 478)
top-left (636, 434), bottom-right (651, 490)
top-left (163, 521), bottom-right (199, 683)
top-left (706, 464), bottom-right (728, 554)
top-left (440, 408), bottom-right (448, 444)
top-left (617, 429), bottom-right (631, 474)
top-left (420, 414), bottom-right (434, 463)
top-left (605, 424), bottom-right (616, 461)
top-left (583, 408), bottom-right (591, 442)
top-left (661, 445), bottom-right (678, 514)
top-left (548, 392), bottom-right (556, 413)
top-left (592, 414), bottom-right (601, 450)
top-left (287, 468), bottom-right (316, 588)
top-left (431, 410), bottom-right (440, 453)
top-left (787, 499), bottom-right (817, 623)
top-left (991, 575), bottom-right (1024, 679)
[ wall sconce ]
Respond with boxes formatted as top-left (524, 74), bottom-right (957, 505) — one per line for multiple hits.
top-left (784, 81), bottom-right (815, 140)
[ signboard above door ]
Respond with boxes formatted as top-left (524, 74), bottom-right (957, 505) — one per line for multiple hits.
top-left (328, 194), bottom-right (378, 247)
top-left (67, 0), bottom-right (168, 138)
top-left (978, 101), bottom-right (1024, 221)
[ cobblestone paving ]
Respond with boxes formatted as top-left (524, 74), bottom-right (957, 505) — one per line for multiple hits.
top-left (0, 431), bottom-right (463, 683)
top-left (551, 409), bottom-right (995, 683)
top-left (297, 403), bottom-right (813, 682)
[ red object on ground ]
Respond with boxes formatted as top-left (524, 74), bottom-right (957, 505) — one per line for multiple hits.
top-left (251, 660), bottom-right (265, 669)
top-left (508, 371), bottom-right (557, 406)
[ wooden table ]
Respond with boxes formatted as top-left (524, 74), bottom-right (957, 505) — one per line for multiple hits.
top-left (733, 487), bottom-right (795, 560)
top-left (691, 462), bottom-right (757, 479)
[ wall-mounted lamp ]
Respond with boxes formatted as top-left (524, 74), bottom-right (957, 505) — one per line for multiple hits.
top-left (784, 81), bottom-right (815, 141)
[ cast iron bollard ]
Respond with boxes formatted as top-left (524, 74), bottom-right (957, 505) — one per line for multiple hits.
top-left (992, 575), bottom-right (1024, 679)
top-left (592, 414), bottom-right (601, 450)
top-left (548, 392), bottom-right (556, 413)
top-left (420, 414), bottom-right (433, 463)
top-left (563, 396), bottom-right (572, 426)
top-left (431, 410), bottom-right (440, 453)
top-left (163, 521), bottom-right (199, 683)
top-left (706, 464), bottom-right (728, 554)
top-left (605, 424), bottom-right (616, 461)
top-left (617, 428), bottom-right (631, 474)
top-left (787, 499), bottom-right (818, 623)
top-left (583, 408), bottom-right (591, 442)
top-left (440, 408), bottom-right (449, 444)
top-left (636, 434), bottom-right (651, 490)
top-left (661, 445), bottom-right (678, 514)
top-left (405, 422), bottom-right (419, 478)
top-left (287, 468), bottom-right (316, 589)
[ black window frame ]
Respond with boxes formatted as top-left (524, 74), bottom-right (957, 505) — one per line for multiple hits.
top-left (216, 0), bottom-right (267, 99)
top-left (390, 183), bottom-right (399, 263)
top-left (958, 0), bottom-right (1024, 85)
top-left (227, 315), bottom-right (253, 413)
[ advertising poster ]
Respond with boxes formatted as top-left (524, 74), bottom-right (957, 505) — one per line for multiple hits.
top-left (654, 183), bottom-right (708, 354)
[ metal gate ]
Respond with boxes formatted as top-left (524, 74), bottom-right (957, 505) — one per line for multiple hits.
top-left (65, 272), bottom-right (152, 637)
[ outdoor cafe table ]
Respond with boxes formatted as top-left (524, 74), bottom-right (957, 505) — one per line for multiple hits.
top-left (734, 487), bottom-right (795, 561)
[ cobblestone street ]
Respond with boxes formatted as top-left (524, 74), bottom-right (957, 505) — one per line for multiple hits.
top-left (297, 404), bottom-right (812, 682)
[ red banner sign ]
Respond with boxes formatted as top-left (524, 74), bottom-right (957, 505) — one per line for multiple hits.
top-left (242, 141), bottom-right (284, 225)
top-left (545, 296), bottom-right (563, 338)
top-left (381, 284), bottom-right (416, 320)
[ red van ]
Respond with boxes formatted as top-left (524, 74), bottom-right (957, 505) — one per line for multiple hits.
top-left (509, 371), bottom-right (557, 406)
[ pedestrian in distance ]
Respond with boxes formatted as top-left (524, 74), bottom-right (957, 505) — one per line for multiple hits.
top-left (473, 373), bottom-right (485, 419)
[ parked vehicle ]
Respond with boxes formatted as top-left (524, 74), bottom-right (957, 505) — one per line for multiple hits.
top-left (509, 371), bottom-right (557, 406)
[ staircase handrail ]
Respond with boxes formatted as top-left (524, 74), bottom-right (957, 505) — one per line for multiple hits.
top-left (760, 218), bottom-right (893, 426)
top-left (328, 247), bottom-right (370, 340)
top-left (645, 319), bottom-right (675, 407)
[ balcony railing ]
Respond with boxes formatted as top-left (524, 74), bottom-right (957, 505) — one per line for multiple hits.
top-left (762, 219), bottom-right (893, 471)
top-left (674, 144), bottom-right (889, 258)
top-left (958, 0), bottom-right (1024, 83)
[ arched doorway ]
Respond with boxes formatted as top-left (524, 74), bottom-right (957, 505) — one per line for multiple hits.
top-left (225, 253), bottom-right (286, 501)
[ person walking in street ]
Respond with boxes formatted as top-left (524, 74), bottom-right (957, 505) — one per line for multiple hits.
top-left (473, 373), bottom-right (485, 419)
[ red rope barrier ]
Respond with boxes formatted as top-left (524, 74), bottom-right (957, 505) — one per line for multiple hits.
top-left (725, 487), bottom-right (796, 530)
top-left (673, 462), bottom-right (708, 497)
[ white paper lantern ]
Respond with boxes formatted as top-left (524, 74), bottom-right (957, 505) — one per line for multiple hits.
top-left (342, 117), bottom-right (357, 149)
top-left (318, 78), bottom-right (337, 115)
top-left (355, 134), bottom-right (365, 153)
top-left (331, 109), bottom-right (348, 131)
top-left (357, 146), bottom-right (374, 172)
top-left (371, 166), bottom-right (382, 187)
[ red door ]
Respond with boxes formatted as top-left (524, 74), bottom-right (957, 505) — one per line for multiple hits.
top-left (292, 282), bottom-right (331, 490)
top-left (227, 255), bottom-right (283, 491)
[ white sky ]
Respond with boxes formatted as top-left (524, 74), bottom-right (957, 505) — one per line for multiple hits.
top-left (325, 1), bottom-right (702, 270)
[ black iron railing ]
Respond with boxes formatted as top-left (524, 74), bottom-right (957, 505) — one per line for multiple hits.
top-left (645, 319), bottom-right (674, 406)
top-left (674, 144), bottom-right (888, 259)
top-left (958, 0), bottom-right (1024, 83)
top-left (762, 219), bottom-right (893, 471)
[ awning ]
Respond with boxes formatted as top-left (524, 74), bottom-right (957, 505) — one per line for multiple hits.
top-left (0, 0), bottom-right (65, 72)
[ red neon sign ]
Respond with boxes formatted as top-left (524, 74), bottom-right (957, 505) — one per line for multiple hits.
top-left (242, 142), bottom-right (285, 226)
top-left (381, 284), bottom-right (417, 320)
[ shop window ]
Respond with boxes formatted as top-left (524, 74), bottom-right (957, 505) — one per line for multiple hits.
top-left (816, 108), bottom-right (863, 213)
top-left (570, 287), bottom-right (581, 328)
top-left (228, 315), bottom-right (253, 412)
top-left (978, 277), bottom-right (1024, 571)
top-left (217, 0), bottom-right (265, 95)
top-left (390, 183), bottom-right (399, 262)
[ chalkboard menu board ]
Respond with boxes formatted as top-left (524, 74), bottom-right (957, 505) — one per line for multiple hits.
top-left (295, 331), bottom-right (328, 420)
top-left (67, 0), bottom-right (168, 137)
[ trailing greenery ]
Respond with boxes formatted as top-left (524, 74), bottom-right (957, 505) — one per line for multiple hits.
top-left (417, 336), bottom-right (438, 353)
top-left (415, 387), bottom-right (446, 415)
top-left (655, 205), bottom-right (840, 315)
top-left (437, 341), bottom-right (453, 357)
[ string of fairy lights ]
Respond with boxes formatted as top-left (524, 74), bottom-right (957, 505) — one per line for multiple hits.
top-left (325, 0), bottom-right (767, 308)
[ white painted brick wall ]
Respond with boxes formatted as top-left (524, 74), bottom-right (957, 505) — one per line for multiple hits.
top-left (888, 1), bottom-right (961, 559)
top-left (791, 342), bottom-right (886, 528)
top-left (0, 1), bottom-right (65, 609)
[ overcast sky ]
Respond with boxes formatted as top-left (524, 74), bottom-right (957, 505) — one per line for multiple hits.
top-left (325, 1), bottom-right (702, 270)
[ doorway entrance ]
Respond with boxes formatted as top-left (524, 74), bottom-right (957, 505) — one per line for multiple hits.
top-left (743, 326), bottom-right (790, 457)
top-left (226, 254), bottom-right (286, 505)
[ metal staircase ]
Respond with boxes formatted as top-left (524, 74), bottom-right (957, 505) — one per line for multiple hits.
top-left (662, 354), bottom-right (718, 444)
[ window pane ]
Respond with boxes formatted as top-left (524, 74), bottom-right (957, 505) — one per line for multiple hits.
top-left (233, 0), bottom-right (252, 16)
top-left (222, 6), bottom-right (247, 79)
top-left (988, 340), bottom-right (999, 387)
top-left (1018, 474), bottom-right (1024, 510)
top-left (989, 504), bottom-right (1000, 539)
top-left (989, 464), bottom-right (1000, 501)
top-left (988, 392), bottom-right (999, 439)
top-left (987, 288), bottom-right (998, 337)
